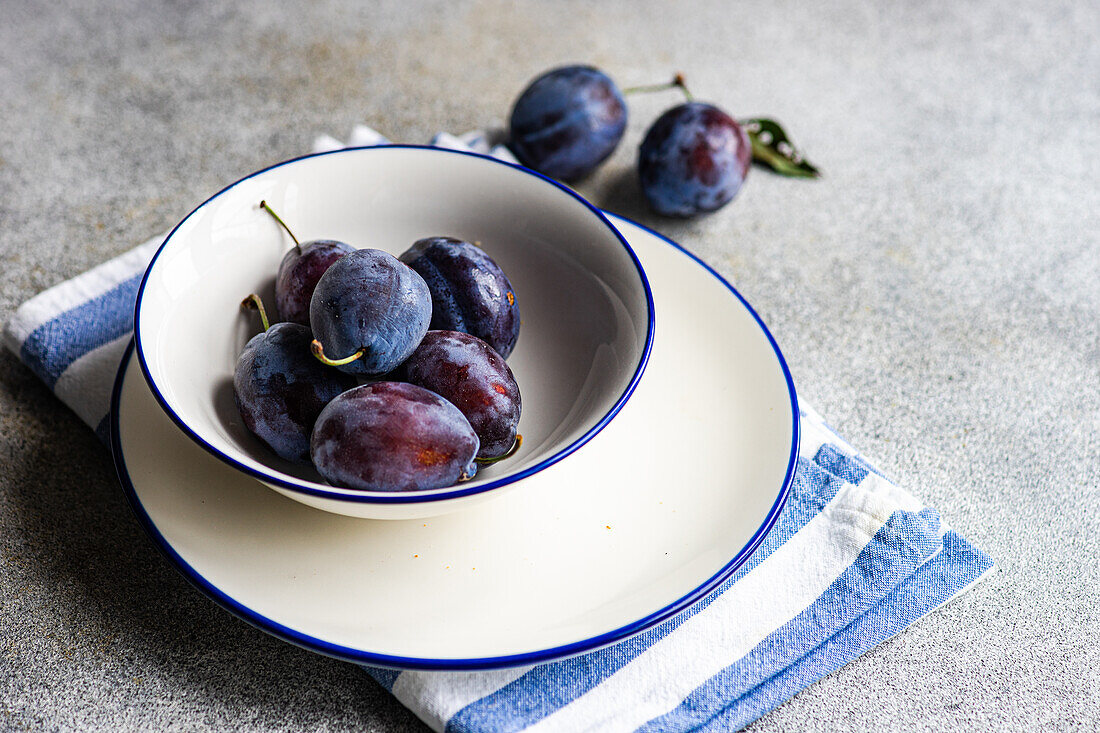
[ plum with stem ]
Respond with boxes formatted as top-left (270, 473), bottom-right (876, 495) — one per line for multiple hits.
top-left (233, 294), bottom-right (356, 463)
top-left (309, 248), bottom-right (433, 376)
top-left (260, 201), bottom-right (355, 326)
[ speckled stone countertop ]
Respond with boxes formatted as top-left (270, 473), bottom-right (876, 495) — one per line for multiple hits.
top-left (2, 0), bottom-right (1097, 730)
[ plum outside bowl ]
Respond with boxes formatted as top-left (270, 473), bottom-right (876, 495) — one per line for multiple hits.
top-left (134, 145), bottom-right (654, 519)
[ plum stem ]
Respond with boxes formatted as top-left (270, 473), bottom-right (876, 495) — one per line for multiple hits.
top-left (623, 73), bottom-right (693, 102)
top-left (259, 199), bottom-right (301, 254)
top-left (475, 434), bottom-right (523, 465)
top-left (311, 339), bottom-right (365, 366)
top-left (240, 294), bottom-right (271, 332)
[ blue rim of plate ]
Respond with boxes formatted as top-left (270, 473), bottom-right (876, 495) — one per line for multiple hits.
top-left (111, 212), bottom-right (800, 671)
top-left (132, 144), bottom-right (656, 504)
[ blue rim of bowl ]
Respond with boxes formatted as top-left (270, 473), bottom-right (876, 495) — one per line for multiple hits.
top-left (133, 144), bottom-right (656, 505)
top-left (112, 212), bottom-right (800, 671)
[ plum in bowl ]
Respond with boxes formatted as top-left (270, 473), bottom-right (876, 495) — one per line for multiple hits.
top-left (134, 145), bottom-right (654, 519)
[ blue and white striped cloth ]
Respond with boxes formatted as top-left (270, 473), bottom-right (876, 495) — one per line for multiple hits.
top-left (3, 126), bottom-right (994, 733)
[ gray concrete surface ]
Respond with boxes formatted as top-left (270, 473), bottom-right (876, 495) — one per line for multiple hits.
top-left (2, 0), bottom-right (1097, 730)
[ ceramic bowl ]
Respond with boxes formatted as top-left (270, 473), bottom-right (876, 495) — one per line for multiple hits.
top-left (134, 145), bottom-right (654, 519)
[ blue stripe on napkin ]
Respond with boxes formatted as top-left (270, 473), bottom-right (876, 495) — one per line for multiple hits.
top-left (19, 273), bottom-right (143, 388)
top-left (813, 442), bottom-right (884, 483)
top-left (367, 667), bottom-right (402, 692)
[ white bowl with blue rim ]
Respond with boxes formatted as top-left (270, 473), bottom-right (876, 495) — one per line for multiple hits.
top-left (133, 145), bottom-right (654, 519)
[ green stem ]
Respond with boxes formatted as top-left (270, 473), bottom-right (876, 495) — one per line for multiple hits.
top-left (475, 434), bottom-right (523, 465)
top-left (259, 200), bottom-right (301, 253)
top-left (311, 339), bottom-right (365, 367)
top-left (622, 73), bottom-right (693, 102)
top-left (240, 294), bottom-right (271, 332)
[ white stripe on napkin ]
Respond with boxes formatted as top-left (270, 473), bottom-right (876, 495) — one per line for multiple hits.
top-left (314, 124), bottom-right (391, 154)
top-left (393, 666), bottom-right (534, 732)
top-left (53, 334), bottom-right (132, 428)
top-left (312, 127), bottom-right (517, 165)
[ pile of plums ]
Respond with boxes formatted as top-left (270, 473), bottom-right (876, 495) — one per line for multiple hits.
top-left (233, 203), bottom-right (522, 492)
top-left (508, 66), bottom-right (754, 218)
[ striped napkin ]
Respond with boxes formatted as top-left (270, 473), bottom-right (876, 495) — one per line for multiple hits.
top-left (3, 127), bottom-right (994, 732)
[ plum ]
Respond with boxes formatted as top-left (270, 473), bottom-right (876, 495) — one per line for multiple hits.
top-left (276, 240), bottom-right (355, 325)
top-left (399, 237), bottom-right (520, 359)
top-left (233, 296), bottom-right (356, 463)
top-left (310, 382), bottom-right (479, 492)
top-left (260, 201), bottom-right (354, 325)
top-left (638, 102), bottom-right (751, 217)
top-left (309, 248), bottom-right (432, 376)
top-left (509, 65), bottom-right (627, 182)
top-left (399, 330), bottom-right (521, 460)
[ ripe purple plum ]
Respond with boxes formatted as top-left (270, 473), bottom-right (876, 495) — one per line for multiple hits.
top-left (260, 201), bottom-right (354, 325)
top-left (233, 296), bottom-right (356, 463)
top-left (276, 240), bottom-right (355, 325)
top-left (638, 102), bottom-right (751, 217)
top-left (310, 382), bottom-right (479, 492)
top-left (309, 249), bottom-right (432, 376)
top-left (399, 237), bottom-right (520, 359)
top-left (509, 65), bottom-right (627, 182)
top-left (399, 331), bottom-right (521, 460)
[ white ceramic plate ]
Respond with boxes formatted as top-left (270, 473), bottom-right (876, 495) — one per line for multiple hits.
top-left (112, 214), bottom-right (799, 669)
